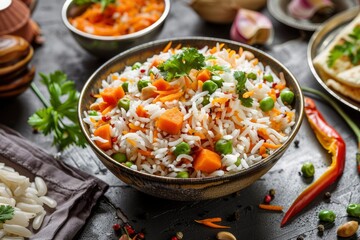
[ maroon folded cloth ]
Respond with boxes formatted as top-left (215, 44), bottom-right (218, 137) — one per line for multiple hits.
top-left (0, 124), bottom-right (108, 240)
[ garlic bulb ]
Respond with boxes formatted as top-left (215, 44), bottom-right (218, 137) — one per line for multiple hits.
top-left (190, 0), bottom-right (267, 24)
top-left (230, 9), bottom-right (272, 45)
top-left (287, 0), bottom-right (334, 19)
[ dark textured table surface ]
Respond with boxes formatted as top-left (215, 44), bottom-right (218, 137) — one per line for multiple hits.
top-left (1, 1), bottom-right (360, 239)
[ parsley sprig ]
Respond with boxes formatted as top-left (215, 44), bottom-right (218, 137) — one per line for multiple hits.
top-left (327, 25), bottom-right (360, 68)
top-left (28, 71), bottom-right (87, 151)
top-left (0, 205), bottom-right (14, 223)
top-left (72, 0), bottom-right (116, 11)
top-left (158, 48), bottom-right (205, 81)
top-left (234, 71), bottom-right (253, 107)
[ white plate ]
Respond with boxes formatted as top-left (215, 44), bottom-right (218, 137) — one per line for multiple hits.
top-left (308, 7), bottom-right (360, 111)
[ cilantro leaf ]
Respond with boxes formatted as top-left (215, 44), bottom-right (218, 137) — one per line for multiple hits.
top-left (72, 0), bottom-right (116, 11)
top-left (158, 48), bottom-right (205, 81)
top-left (0, 205), bottom-right (14, 223)
top-left (327, 25), bottom-right (360, 68)
top-left (205, 65), bottom-right (230, 73)
top-left (234, 71), bottom-right (253, 107)
top-left (29, 71), bottom-right (87, 151)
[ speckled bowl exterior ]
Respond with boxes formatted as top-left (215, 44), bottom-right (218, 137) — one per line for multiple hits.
top-left (61, 0), bottom-right (170, 59)
top-left (79, 37), bottom-right (304, 201)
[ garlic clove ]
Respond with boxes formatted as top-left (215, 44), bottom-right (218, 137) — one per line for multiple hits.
top-left (230, 9), bottom-right (272, 45)
top-left (287, 0), bottom-right (334, 20)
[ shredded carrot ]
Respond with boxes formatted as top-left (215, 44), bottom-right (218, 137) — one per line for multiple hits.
top-left (174, 43), bottom-right (182, 50)
top-left (268, 89), bottom-right (277, 102)
top-left (157, 91), bottom-right (184, 102)
top-left (162, 41), bottom-right (172, 52)
top-left (152, 78), bottom-right (170, 91)
top-left (275, 83), bottom-right (286, 90)
top-left (215, 112), bottom-right (221, 119)
top-left (263, 143), bottom-right (282, 149)
top-left (69, 0), bottom-right (165, 37)
top-left (212, 98), bottom-right (229, 105)
top-left (194, 131), bottom-right (206, 140)
top-left (93, 94), bottom-right (102, 98)
top-left (150, 58), bottom-right (163, 68)
top-left (258, 83), bottom-right (263, 89)
top-left (153, 129), bottom-right (158, 142)
top-left (209, 43), bottom-right (225, 54)
top-left (257, 128), bottom-right (270, 140)
top-left (136, 105), bottom-right (148, 118)
top-left (138, 149), bottom-right (152, 156)
top-left (197, 80), bottom-right (203, 90)
top-left (154, 87), bottom-right (181, 95)
top-left (229, 50), bottom-right (236, 58)
top-left (238, 47), bottom-right (243, 56)
top-left (285, 111), bottom-right (294, 122)
top-left (111, 75), bottom-right (118, 81)
top-left (101, 105), bottom-right (115, 115)
top-left (126, 138), bottom-right (137, 147)
top-left (258, 204), bottom-right (283, 211)
top-left (259, 146), bottom-right (267, 156)
top-left (129, 123), bottom-right (143, 131)
top-left (195, 217), bottom-right (222, 223)
top-left (195, 218), bottom-right (230, 229)
top-left (251, 58), bottom-right (259, 66)
top-left (243, 90), bottom-right (254, 98)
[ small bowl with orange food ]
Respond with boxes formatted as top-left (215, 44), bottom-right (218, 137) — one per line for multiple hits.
top-left (61, 0), bottom-right (170, 58)
top-left (79, 37), bottom-right (304, 201)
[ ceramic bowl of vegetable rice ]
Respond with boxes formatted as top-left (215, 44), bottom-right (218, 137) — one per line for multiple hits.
top-left (79, 37), bottom-right (304, 201)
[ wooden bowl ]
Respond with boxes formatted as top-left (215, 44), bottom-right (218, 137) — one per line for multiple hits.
top-left (0, 0), bottom-right (36, 42)
top-left (79, 37), bottom-right (304, 201)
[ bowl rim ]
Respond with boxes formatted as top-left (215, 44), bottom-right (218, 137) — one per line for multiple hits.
top-left (78, 36), bottom-right (304, 184)
top-left (61, 0), bottom-right (170, 41)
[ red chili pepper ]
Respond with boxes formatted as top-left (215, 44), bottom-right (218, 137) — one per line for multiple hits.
top-left (281, 97), bottom-right (346, 227)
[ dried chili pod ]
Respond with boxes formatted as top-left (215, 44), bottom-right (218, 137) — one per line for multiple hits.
top-left (281, 97), bottom-right (346, 226)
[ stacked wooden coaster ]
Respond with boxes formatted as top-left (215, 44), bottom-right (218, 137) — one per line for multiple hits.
top-left (0, 35), bottom-right (35, 98)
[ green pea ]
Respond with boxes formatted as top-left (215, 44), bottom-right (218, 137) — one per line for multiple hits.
top-left (173, 142), bottom-right (191, 156)
top-left (124, 161), bottom-right (133, 168)
top-left (202, 95), bottom-right (210, 106)
top-left (132, 62), bottom-right (141, 70)
top-left (89, 110), bottom-right (98, 116)
top-left (280, 90), bottom-right (294, 105)
top-left (235, 157), bottom-right (241, 167)
top-left (112, 152), bottom-right (127, 163)
top-left (259, 97), bottom-right (275, 112)
top-left (247, 72), bottom-right (257, 80)
top-left (301, 162), bottom-right (315, 178)
top-left (117, 98), bottom-right (130, 111)
top-left (318, 210), bottom-right (336, 223)
top-left (122, 82), bottom-right (129, 92)
top-left (346, 204), bottom-right (360, 217)
top-left (202, 80), bottom-right (218, 94)
top-left (215, 139), bottom-right (233, 155)
top-left (264, 74), bottom-right (273, 82)
top-left (176, 171), bottom-right (189, 178)
top-left (211, 75), bottom-right (224, 88)
top-left (137, 79), bottom-right (150, 92)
